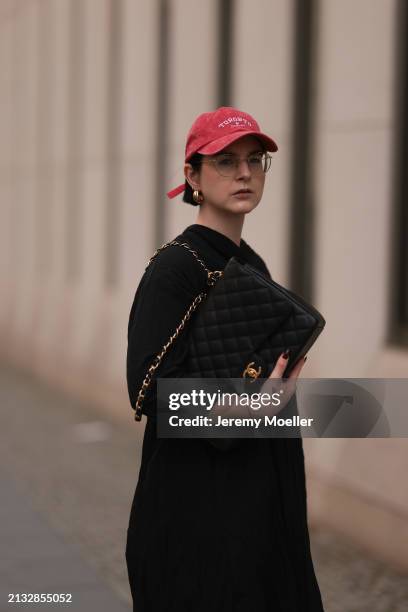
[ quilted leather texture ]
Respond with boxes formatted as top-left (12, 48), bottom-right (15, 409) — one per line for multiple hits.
top-left (186, 257), bottom-right (325, 380)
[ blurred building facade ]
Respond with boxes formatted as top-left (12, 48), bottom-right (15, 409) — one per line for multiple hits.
top-left (0, 0), bottom-right (407, 571)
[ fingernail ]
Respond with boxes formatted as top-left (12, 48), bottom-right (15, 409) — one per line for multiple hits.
top-left (282, 349), bottom-right (290, 360)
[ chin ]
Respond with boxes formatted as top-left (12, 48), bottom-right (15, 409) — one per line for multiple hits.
top-left (210, 197), bottom-right (260, 215)
top-left (228, 199), bottom-right (259, 214)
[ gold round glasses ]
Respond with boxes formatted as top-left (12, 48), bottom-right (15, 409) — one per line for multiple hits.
top-left (200, 152), bottom-right (273, 177)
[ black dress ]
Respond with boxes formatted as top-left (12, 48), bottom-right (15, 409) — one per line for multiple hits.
top-left (126, 223), bottom-right (325, 612)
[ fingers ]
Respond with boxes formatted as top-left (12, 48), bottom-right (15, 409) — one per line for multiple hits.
top-left (268, 349), bottom-right (291, 379)
top-left (269, 350), bottom-right (307, 380)
top-left (267, 352), bottom-right (307, 412)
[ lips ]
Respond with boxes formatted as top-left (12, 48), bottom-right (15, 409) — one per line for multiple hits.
top-left (233, 188), bottom-right (253, 195)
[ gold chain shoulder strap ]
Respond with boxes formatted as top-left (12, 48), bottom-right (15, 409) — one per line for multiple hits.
top-left (133, 240), bottom-right (223, 421)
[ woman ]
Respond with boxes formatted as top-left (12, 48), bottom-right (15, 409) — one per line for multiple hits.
top-left (126, 106), bottom-right (325, 611)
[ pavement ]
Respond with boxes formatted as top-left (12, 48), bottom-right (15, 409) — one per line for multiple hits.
top-left (0, 363), bottom-right (407, 612)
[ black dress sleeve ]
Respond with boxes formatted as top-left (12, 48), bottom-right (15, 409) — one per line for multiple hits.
top-left (126, 259), bottom-right (197, 417)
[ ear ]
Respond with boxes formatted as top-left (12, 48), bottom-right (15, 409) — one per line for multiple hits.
top-left (184, 163), bottom-right (201, 191)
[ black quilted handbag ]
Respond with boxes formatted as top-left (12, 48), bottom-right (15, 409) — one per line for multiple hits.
top-left (186, 255), bottom-right (325, 380)
top-left (134, 240), bottom-right (325, 421)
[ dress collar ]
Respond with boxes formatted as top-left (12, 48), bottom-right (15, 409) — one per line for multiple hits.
top-left (183, 223), bottom-right (247, 260)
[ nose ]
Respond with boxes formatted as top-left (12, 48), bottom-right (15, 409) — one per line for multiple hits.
top-left (236, 158), bottom-right (251, 179)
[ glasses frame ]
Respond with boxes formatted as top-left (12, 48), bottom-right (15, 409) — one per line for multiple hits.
top-left (199, 152), bottom-right (273, 178)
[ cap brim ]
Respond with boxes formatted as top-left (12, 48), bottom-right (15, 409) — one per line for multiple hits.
top-left (197, 130), bottom-right (278, 156)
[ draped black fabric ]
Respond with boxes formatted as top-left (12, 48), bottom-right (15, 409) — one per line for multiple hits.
top-left (126, 223), bottom-right (325, 611)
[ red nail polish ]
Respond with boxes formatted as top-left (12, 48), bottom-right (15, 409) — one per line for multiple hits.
top-left (282, 349), bottom-right (290, 359)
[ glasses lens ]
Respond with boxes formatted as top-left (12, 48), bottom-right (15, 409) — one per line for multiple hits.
top-left (214, 156), bottom-right (236, 176)
top-left (247, 153), bottom-right (265, 173)
top-left (213, 153), bottom-right (272, 176)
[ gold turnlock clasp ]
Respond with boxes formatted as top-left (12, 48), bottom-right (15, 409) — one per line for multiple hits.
top-left (242, 361), bottom-right (262, 381)
top-left (207, 270), bottom-right (223, 287)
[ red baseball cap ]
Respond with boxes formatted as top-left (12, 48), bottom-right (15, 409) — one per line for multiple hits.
top-left (167, 106), bottom-right (278, 199)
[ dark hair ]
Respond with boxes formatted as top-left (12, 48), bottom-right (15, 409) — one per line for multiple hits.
top-left (183, 153), bottom-right (203, 206)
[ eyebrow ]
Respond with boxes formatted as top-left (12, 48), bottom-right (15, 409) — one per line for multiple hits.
top-left (215, 149), bottom-right (264, 156)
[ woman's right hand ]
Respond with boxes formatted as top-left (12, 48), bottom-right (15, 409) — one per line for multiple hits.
top-left (268, 349), bottom-right (307, 380)
top-left (260, 350), bottom-right (307, 414)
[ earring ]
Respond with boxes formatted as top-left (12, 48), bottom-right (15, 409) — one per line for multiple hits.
top-left (193, 189), bottom-right (204, 204)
